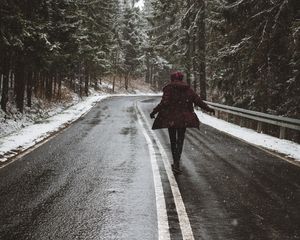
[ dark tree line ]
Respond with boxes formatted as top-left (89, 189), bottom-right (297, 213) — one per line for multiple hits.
top-left (144, 0), bottom-right (209, 97)
top-left (1, 0), bottom-right (299, 118)
top-left (145, 0), bottom-right (299, 118)
top-left (0, 0), bottom-right (146, 113)
top-left (210, 0), bottom-right (300, 118)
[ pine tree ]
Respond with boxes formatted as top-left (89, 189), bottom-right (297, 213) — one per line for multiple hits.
top-left (121, 5), bottom-right (144, 89)
top-left (209, 0), bottom-right (299, 117)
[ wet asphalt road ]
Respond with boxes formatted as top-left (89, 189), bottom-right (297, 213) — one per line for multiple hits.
top-left (0, 96), bottom-right (300, 240)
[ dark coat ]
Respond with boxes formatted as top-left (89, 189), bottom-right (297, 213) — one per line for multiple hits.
top-left (151, 80), bottom-right (211, 130)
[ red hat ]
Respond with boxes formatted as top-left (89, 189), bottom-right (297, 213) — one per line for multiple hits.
top-left (171, 71), bottom-right (184, 81)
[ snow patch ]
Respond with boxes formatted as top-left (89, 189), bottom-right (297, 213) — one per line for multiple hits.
top-left (0, 94), bottom-right (110, 163)
top-left (0, 92), bottom-right (161, 164)
top-left (196, 111), bottom-right (300, 162)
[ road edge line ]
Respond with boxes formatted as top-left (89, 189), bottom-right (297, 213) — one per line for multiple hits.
top-left (136, 104), bottom-right (195, 240)
top-left (136, 104), bottom-right (171, 240)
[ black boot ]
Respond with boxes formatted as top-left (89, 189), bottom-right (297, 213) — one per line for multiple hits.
top-left (172, 160), bottom-right (182, 174)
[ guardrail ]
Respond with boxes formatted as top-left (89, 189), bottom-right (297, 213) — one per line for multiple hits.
top-left (204, 101), bottom-right (300, 140)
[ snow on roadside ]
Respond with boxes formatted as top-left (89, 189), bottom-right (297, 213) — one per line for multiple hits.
top-left (196, 111), bottom-right (300, 162)
top-left (0, 93), bottom-right (110, 163)
top-left (0, 92), bottom-right (161, 164)
top-left (4, 92), bottom-right (298, 164)
top-left (0, 94), bottom-right (80, 138)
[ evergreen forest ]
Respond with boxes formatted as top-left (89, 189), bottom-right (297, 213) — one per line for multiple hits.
top-left (0, 0), bottom-right (299, 118)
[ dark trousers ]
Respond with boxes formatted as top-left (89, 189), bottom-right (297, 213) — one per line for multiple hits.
top-left (168, 128), bottom-right (186, 167)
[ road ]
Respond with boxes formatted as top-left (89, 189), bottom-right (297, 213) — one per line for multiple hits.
top-left (0, 96), bottom-right (299, 240)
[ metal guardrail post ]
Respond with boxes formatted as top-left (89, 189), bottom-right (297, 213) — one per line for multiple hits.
top-left (240, 118), bottom-right (244, 127)
top-left (257, 122), bottom-right (262, 133)
top-left (280, 127), bottom-right (286, 139)
top-left (225, 113), bottom-right (229, 122)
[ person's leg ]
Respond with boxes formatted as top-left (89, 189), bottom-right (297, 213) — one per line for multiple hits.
top-left (172, 128), bottom-right (181, 170)
top-left (176, 128), bottom-right (186, 164)
top-left (168, 128), bottom-right (177, 164)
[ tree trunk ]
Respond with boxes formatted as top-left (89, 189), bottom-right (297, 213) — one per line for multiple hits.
top-left (34, 72), bottom-right (39, 97)
top-left (57, 75), bottom-right (62, 99)
top-left (192, 22), bottom-right (197, 93)
top-left (92, 73), bottom-right (98, 90)
top-left (45, 74), bottom-right (50, 100)
top-left (84, 73), bottom-right (89, 96)
top-left (9, 65), bottom-right (14, 89)
top-left (197, 0), bottom-right (207, 100)
top-left (26, 71), bottom-right (33, 107)
top-left (112, 74), bottom-right (116, 93)
top-left (48, 74), bottom-right (53, 100)
top-left (119, 74), bottom-right (122, 85)
top-left (150, 65), bottom-right (153, 86)
top-left (53, 73), bottom-right (57, 97)
top-left (125, 73), bottom-right (130, 90)
top-left (79, 76), bottom-right (82, 97)
top-left (145, 54), bottom-right (150, 83)
top-left (184, 0), bottom-right (192, 86)
top-left (15, 54), bottom-right (25, 112)
top-left (1, 52), bottom-right (10, 112)
top-left (42, 73), bottom-right (47, 99)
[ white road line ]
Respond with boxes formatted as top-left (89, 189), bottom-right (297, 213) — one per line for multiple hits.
top-left (136, 104), bottom-right (195, 240)
top-left (154, 134), bottom-right (195, 240)
top-left (136, 107), bottom-right (171, 240)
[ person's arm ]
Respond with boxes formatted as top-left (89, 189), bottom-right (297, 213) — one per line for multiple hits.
top-left (192, 92), bottom-right (215, 114)
top-left (150, 87), bottom-right (171, 118)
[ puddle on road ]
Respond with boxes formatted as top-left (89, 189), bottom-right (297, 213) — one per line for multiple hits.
top-left (120, 127), bottom-right (137, 136)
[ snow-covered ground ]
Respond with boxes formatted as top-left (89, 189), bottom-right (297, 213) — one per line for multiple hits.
top-left (0, 93), bottom-right (110, 163)
top-left (0, 88), bottom-right (80, 139)
top-left (196, 111), bottom-right (300, 162)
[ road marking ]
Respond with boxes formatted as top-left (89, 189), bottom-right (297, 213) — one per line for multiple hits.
top-left (136, 107), bottom-right (171, 240)
top-left (136, 104), bottom-right (195, 240)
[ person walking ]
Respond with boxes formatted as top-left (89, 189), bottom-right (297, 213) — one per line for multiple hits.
top-left (150, 71), bottom-right (215, 174)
